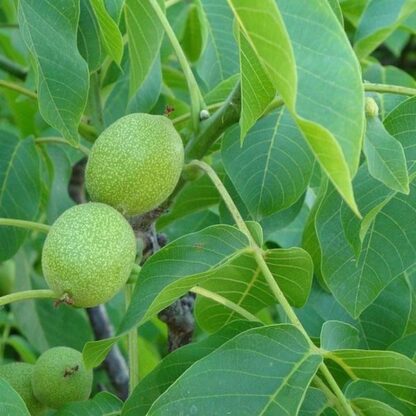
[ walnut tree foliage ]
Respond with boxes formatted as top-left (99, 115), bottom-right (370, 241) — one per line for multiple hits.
top-left (0, 0), bottom-right (416, 415)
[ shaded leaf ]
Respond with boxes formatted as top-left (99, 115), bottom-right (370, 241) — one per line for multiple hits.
top-left (181, 3), bottom-right (205, 63)
top-left (0, 379), bottom-right (30, 415)
top-left (90, 0), bottom-right (123, 65)
top-left (317, 179), bottom-right (416, 317)
top-left (229, 0), bottom-right (364, 213)
top-left (196, 247), bottom-right (313, 332)
top-left (148, 325), bottom-right (322, 415)
top-left (18, 0), bottom-right (89, 146)
top-left (330, 349), bottom-right (416, 411)
top-left (351, 398), bottom-right (403, 416)
top-left (197, 0), bottom-right (239, 89)
top-left (222, 109), bottom-right (313, 220)
top-left (359, 275), bottom-right (412, 350)
top-left (354, 0), bottom-right (416, 59)
top-left (238, 28), bottom-right (274, 141)
top-left (364, 117), bottom-right (409, 194)
top-left (125, 0), bottom-right (164, 95)
top-left (0, 133), bottom-right (42, 261)
top-left (122, 320), bottom-right (261, 416)
top-left (299, 387), bottom-right (328, 416)
top-left (320, 321), bottom-right (360, 350)
top-left (55, 392), bottom-right (122, 415)
top-left (78, 0), bottom-right (105, 71)
top-left (345, 380), bottom-right (414, 416)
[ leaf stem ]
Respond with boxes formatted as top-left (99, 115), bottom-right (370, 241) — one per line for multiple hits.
top-left (319, 363), bottom-right (356, 416)
top-left (190, 286), bottom-right (262, 323)
top-left (0, 79), bottom-right (36, 99)
top-left (0, 218), bottom-right (50, 233)
top-left (187, 160), bottom-right (254, 242)
top-left (0, 290), bottom-right (56, 307)
top-left (149, 0), bottom-right (204, 129)
top-left (364, 83), bottom-right (416, 96)
top-left (35, 137), bottom-right (90, 156)
top-left (125, 284), bottom-right (139, 393)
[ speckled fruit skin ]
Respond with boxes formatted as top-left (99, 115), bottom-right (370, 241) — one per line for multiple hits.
top-left (0, 259), bottom-right (15, 296)
top-left (32, 347), bottom-right (93, 409)
top-left (85, 113), bottom-right (184, 216)
top-left (42, 203), bottom-right (136, 308)
top-left (0, 362), bottom-right (46, 415)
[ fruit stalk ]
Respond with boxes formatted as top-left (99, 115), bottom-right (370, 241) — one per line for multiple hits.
top-left (0, 289), bottom-right (56, 307)
top-left (0, 218), bottom-right (50, 233)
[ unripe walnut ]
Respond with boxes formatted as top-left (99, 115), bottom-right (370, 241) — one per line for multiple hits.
top-left (42, 203), bottom-right (136, 307)
top-left (0, 363), bottom-right (45, 415)
top-left (85, 113), bottom-right (184, 216)
top-left (32, 347), bottom-right (92, 409)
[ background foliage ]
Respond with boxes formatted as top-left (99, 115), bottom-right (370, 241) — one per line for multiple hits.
top-left (0, 0), bottom-right (416, 415)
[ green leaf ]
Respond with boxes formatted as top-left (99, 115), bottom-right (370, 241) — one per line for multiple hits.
top-left (18, 0), bottom-right (89, 146)
top-left (317, 179), bottom-right (416, 317)
top-left (55, 392), bottom-right (122, 415)
top-left (384, 96), bottom-right (416, 175)
top-left (351, 398), bottom-right (403, 416)
top-left (228, 0), bottom-right (364, 214)
top-left (364, 117), bottom-right (409, 194)
top-left (104, 55), bottom-right (162, 126)
top-left (197, 0), bottom-right (239, 89)
top-left (238, 28), bottom-right (275, 141)
top-left (345, 380), bottom-right (414, 416)
top-left (222, 109), bottom-right (314, 220)
top-left (78, 0), bottom-right (105, 71)
top-left (90, 0), bottom-right (123, 65)
top-left (122, 320), bottom-right (261, 416)
top-left (330, 349), bottom-right (416, 411)
top-left (359, 275), bottom-right (412, 350)
top-left (181, 3), bottom-right (205, 63)
top-left (195, 247), bottom-right (313, 332)
top-left (354, 0), bottom-right (416, 59)
top-left (147, 325), bottom-right (322, 415)
top-left (0, 379), bottom-right (30, 415)
top-left (118, 225), bottom-right (249, 334)
top-left (125, 0), bottom-right (164, 95)
top-left (83, 337), bottom-right (118, 370)
top-left (299, 387), bottom-right (328, 415)
top-left (327, 0), bottom-right (344, 25)
top-left (320, 321), bottom-right (360, 350)
top-left (45, 145), bottom-right (77, 224)
top-left (296, 282), bottom-right (356, 341)
top-left (0, 133), bottom-right (42, 262)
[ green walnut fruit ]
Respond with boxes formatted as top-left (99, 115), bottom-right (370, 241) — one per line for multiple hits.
top-left (32, 347), bottom-right (93, 409)
top-left (42, 203), bottom-right (136, 307)
top-left (0, 362), bottom-right (46, 415)
top-left (0, 259), bottom-right (15, 296)
top-left (85, 113), bottom-right (184, 216)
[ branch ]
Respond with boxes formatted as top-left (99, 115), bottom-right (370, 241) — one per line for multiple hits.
top-left (86, 306), bottom-right (129, 399)
top-left (0, 55), bottom-right (27, 80)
